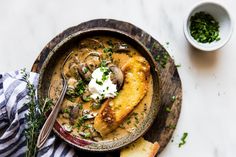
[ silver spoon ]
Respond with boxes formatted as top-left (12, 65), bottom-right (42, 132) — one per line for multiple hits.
top-left (36, 53), bottom-right (73, 148)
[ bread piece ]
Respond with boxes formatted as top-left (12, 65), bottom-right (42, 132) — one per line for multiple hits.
top-left (94, 56), bottom-right (150, 136)
top-left (120, 137), bottom-right (160, 157)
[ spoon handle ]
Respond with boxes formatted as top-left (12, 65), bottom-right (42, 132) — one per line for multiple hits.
top-left (36, 79), bottom-right (67, 148)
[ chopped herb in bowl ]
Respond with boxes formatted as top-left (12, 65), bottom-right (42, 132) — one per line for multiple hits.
top-left (190, 11), bottom-right (220, 43)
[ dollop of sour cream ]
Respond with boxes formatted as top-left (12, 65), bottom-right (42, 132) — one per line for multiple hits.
top-left (88, 67), bottom-right (117, 101)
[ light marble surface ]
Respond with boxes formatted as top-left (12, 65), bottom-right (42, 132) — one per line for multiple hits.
top-left (0, 0), bottom-right (235, 156)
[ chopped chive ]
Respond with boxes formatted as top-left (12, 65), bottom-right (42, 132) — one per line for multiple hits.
top-left (82, 67), bottom-right (89, 74)
top-left (171, 96), bottom-right (176, 102)
top-left (166, 107), bottom-right (171, 112)
top-left (175, 64), bottom-right (181, 68)
top-left (96, 79), bottom-right (103, 85)
top-left (190, 12), bottom-right (220, 43)
top-left (179, 132), bottom-right (188, 147)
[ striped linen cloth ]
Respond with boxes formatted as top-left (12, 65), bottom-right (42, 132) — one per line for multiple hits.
top-left (0, 70), bottom-right (77, 157)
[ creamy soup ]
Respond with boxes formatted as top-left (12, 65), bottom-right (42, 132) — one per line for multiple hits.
top-left (49, 36), bottom-right (153, 141)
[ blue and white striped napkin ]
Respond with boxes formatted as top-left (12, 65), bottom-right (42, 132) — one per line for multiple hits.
top-left (0, 70), bottom-right (77, 157)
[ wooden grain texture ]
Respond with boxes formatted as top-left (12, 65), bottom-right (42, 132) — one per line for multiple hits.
top-left (31, 19), bottom-right (182, 156)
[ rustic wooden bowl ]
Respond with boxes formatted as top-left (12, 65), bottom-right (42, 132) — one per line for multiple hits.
top-left (32, 19), bottom-right (182, 156)
top-left (37, 28), bottom-right (160, 152)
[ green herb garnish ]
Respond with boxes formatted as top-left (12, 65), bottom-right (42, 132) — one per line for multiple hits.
top-left (82, 96), bottom-right (91, 102)
top-left (100, 60), bottom-right (107, 67)
top-left (103, 47), bottom-right (113, 53)
top-left (96, 79), bottom-right (103, 85)
top-left (171, 95), bottom-right (176, 102)
top-left (126, 119), bottom-right (131, 125)
top-left (84, 124), bottom-right (92, 130)
top-left (84, 132), bottom-right (91, 138)
top-left (63, 108), bottom-right (70, 114)
top-left (90, 102), bottom-right (101, 110)
top-left (166, 107), bottom-right (171, 112)
top-left (155, 53), bottom-right (169, 68)
top-left (167, 124), bottom-right (176, 129)
top-left (175, 64), bottom-right (181, 68)
top-left (66, 80), bottom-right (86, 98)
top-left (179, 132), bottom-right (188, 147)
top-left (77, 103), bottom-right (83, 110)
top-left (82, 67), bottom-right (89, 74)
top-left (107, 39), bottom-right (114, 47)
top-left (102, 74), bottom-right (109, 82)
top-left (75, 80), bottom-right (86, 95)
top-left (190, 11), bottom-right (220, 43)
top-left (76, 116), bottom-right (86, 130)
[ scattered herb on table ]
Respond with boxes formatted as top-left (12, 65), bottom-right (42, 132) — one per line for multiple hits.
top-left (21, 68), bottom-right (53, 157)
top-left (179, 132), bottom-right (188, 147)
top-left (190, 11), bottom-right (220, 43)
top-left (175, 64), bottom-right (181, 68)
top-left (151, 42), bottom-right (158, 50)
top-left (155, 52), bottom-right (169, 68)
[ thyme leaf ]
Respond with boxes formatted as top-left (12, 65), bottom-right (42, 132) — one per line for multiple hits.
top-left (21, 68), bottom-right (53, 157)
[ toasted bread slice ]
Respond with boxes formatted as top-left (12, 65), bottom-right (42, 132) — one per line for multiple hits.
top-left (94, 56), bottom-right (150, 136)
top-left (120, 137), bottom-right (160, 157)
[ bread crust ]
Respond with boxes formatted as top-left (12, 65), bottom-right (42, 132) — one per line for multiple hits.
top-left (148, 142), bottom-right (160, 157)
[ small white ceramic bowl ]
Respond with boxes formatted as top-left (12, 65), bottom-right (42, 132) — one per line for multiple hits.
top-left (184, 1), bottom-right (233, 51)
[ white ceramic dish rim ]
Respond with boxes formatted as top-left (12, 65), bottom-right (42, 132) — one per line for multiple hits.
top-left (183, 1), bottom-right (233, 51)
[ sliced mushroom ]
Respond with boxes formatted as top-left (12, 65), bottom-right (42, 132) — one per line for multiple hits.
top-left (82, 110), bottom-right (98, 119)
top-left (73, 56), bottom-right (80, 64)
top-left (65, 62), bottom-right (80, 79)
top-left (89, 127), bottom-right (99, 137)
top-left (69, 105), bottom-right (81, 124)
top-left (79, 131), bottom-right (91, 138)
top-left (79, 38), bottom-right (104, 49)
top-left (113, 42), bottom-right (130, 52)
top-left (77, 63), bottom-right (92, 81)
top-left (62, 123), bottom-right (72, 133)
top-left (67, 77), bottom-right (78, 89)
top-left (84, 52), bottom-right (101, 71)
top-left (93, 136), bottom-right (102, 142)
top-left (108, 64), bottom-right (124, 90)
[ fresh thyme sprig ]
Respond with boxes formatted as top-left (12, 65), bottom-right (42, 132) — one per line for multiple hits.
top-left (21, 69), bottom-right (52, 157)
